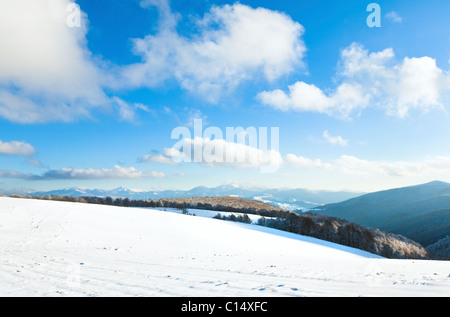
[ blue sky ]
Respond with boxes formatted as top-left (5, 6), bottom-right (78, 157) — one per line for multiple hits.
top-left (1, 0), bottom-right (450, 193)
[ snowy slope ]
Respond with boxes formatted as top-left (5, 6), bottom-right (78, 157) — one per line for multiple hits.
top-left (0, 197), bottom-right (448, 297)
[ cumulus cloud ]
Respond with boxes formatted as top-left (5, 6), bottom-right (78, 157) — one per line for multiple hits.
top-left (140, 154), bottom-right (178, 165)
top-left (0, 1), bottom-right (308, 122)
top-left (0, 139), bottom-right (42, 166)
top-left (385, 11), bottom-right (402, 23)
top-left (392, 56), bottom-right (448, 117)
top-left (322, 131), bottom-right (349, 146)
top-left (121, 1), bottom-right (306, 102)
top-left (258, 43), bottom-right (450, 119)
top-left (142, 137), bottom-right (282, 173)
top-left (142, 135), bottom-right (450, 179)
top-left (0, 140), bottom-right (36, 156)
top-left (257, 78), bottom-right (370, 119)
top-left (183, 137), bottom-right (283, 169)
top-left (0, 0), bottom-right (109, 123)
top-left (284, 154), bottom-right (331, 169)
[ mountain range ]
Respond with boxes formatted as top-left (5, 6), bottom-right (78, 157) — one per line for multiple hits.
top-left (313, 181), bottom-right (450, 247)
top-left (23, 184), bottom-right (362, 211)
top-left (5, 181), bottom-right (449, 253)
top-left (3, 181), bottom-right (450, 258)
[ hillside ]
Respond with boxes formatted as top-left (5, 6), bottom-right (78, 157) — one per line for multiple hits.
top-left (0, 197), bottom-right (448, 297)
top-left (257, 212), bottom-right (428, 259)
top-left (7, 194), bottom-right (430, 259)
top-left (144, 196), bottom-right (291, 218)
top-left (148, 196), bottom-right (429, 259)
top-left (314, 181), bottom-right (450, 247)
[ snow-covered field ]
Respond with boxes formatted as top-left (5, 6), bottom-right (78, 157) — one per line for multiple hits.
top-left (0, 197), bottom-right (448, 297)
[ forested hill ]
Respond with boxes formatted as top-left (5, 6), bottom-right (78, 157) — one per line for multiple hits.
top-left (313, 181), bottom-right (450, 248)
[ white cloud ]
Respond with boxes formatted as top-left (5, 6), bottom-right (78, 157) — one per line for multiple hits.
top-left (392, 56), bottom-right (447, 117)
top-left (338, 44), bottom-right (395, 79)
top-left (258, 43), bottom-right (450, 119)
top-left (147, 137), bottom-right (283, 172)
top-left (340, 44), bottom-right (449, 117)
top-left (0, 164), bottom-right (166, 180)
top-left (121, 2), bottom-right (306, 102)
top-left (0, 140), bottom-right (36, 156)
top-left (385, 11), bottom-right (402, 23)
top-left (37, 165), bottom-right (165, 180)
top-left (185, 137), bottom-right (283, 169)
top-left (284, 154), bottom-right (331, 169)
top-left (0, 165), bottom-right (166, 180)
top-left (284, 153), bottom-right (450, 178)
top-left (257, 80), bottom-right (370, 118)
top-left (140, 154), bottom-right (178, 165)
top-left (257, 82), bottom-right (333, 113)
top-left (333, 155), bottom-right (428, 177)
top-left (322, 131), bottom-right (349, 146)
top-left (112, 97), bottom-right (152, 122)
top-left (0, 0), bottom-right (110, 123)
top-left (151, 134), bottom-right (450, 179)
top-left (153, 136), bottom-right (450, 180)
top-left (0, 1), bottom-right (307, 122)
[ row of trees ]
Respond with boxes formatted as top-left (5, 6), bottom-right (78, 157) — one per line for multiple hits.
top-left (6, 194), bottom-right (195, 209)
top-left (213, 213), bottom-right (252, 224)
top-left (425, 236), bottom-right (450, 260)
top-left (8, 194), bottom-right (137, 207)
top-left (255, 212), bottom-right (429, 259)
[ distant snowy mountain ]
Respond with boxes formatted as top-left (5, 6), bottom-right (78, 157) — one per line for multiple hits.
top-left (25, 185), bottom-right (362, 211)
top-left (31, 187), bottom-right (110, 199)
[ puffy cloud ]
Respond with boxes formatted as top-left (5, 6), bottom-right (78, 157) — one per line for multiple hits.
top-left (284, 154), bottom-right (331, 169)
top-left (152, 137), bottom-right (450, 179)
top-left (322, 131), bottom-right (349, 146)
top-left (121, 2), bottom-right (306, 102)
top-left (385, 11), bottom-right (403, 23)
top-left (258, 43), bottom-right (450, 119)
top-left (258, 80), bottom-right (370, 118)
top-left (143, 137), bottom-right (283, 173)
top-left (257, 82), bottom-right (334, 113)
top-left (392, 56), bottom-right (447, 117)
top-left (0, 0), bottom-right (109, 123)
top-left (182, 137), bottom-right (283, 169)
top-left (140, 154), bottom-right (178, 165)
top-left (338, 44), bottom-right (395, 79)
top-left (0, 140), bottom-right (36, 156)
top-left (0, 1), bottom-right (307, 122)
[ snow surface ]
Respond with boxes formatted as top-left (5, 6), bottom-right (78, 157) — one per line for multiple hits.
top-left (0, 197), bottom-right (448, 297)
